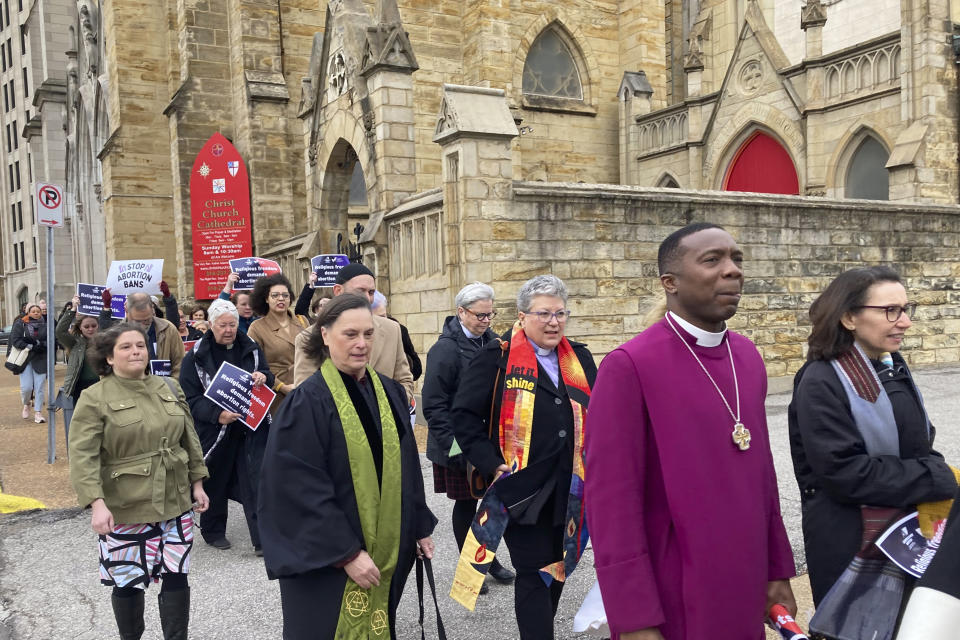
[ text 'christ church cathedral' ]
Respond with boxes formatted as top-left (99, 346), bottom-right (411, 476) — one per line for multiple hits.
top-left (17, 0), bottom-right (960, 375)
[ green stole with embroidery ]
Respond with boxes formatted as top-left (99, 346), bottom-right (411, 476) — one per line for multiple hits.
top-left (321, 360), bottom-right (403, 639)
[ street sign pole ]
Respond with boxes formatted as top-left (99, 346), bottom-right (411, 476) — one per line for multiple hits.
top-left (35, 181), bottom-right (64, 464)
top-left (46, 224), bottom-right (55, 463)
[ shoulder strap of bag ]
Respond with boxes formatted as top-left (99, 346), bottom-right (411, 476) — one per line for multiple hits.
top-left (417, 556), bottom-right (447, 640)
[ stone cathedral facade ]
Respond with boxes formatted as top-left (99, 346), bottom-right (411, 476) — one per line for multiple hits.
top-left (58, 0), bottom-right (960, 370)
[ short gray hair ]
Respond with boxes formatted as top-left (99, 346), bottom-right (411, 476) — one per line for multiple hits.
top-left (125, 293), bottom-right (154, 314)
top-left (372, 290), bottom-right (387, 311)
top-left (455, 282), bottom-right (495, 310)
top-left (208, 299), bottom-right (239, 324)
top-left (516, 275), bottom-right (568, 312)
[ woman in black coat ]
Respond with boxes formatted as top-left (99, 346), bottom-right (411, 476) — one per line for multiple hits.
top-left (12, 303), bottom-right (48, 423)
top-left (452, 275), bottom-right (597, 640)
top-left (179, 299), bottom-right (274, 554)
top-left (789, 266), bottom-right (957, 605)
top-left (258, 294), bottom-right (436, 640)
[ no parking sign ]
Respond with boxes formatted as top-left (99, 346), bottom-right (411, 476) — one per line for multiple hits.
top-left (35, 182), bottom-right (64, 228)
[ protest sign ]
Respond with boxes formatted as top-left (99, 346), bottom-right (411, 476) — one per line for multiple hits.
top-left (311, 254), bottom-right (350, 287)
top-left (110, 294), bottom-right (127, 320)
top-left (76, 283), bottom-right (108, 316)
top-left (876, 511), bottom-right (947, 578)
top-left (150, 360), bottom-right (172, 377)
top-left (202, 361), bottom-right (275, 430)
top-left (183, 340), bottom-right (198, 353)
top-left (106, 259), bottom-right (164, 295)
top-left (190, 133), bottom-right (254, 300)
top-left (229, 257), bottom-right (281, 289)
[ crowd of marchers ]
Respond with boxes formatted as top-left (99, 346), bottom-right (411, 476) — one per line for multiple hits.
top-left (15, 223), bottom-right (960, 640)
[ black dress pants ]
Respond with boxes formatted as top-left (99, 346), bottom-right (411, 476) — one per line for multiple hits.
top-left (200, 456), bottom-right (260, 547)
top-left (502, 505), bottom-right (565, 640)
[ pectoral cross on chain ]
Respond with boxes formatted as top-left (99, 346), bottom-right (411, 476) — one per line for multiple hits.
top-left (731, 422), bottom-right (751, 451)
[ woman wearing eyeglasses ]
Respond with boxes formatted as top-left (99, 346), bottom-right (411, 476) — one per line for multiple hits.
top-left (247, 274), bottom-right (309, 412)
top-left (789, 266), bottom-right (958, 606)
top-left (451, 275), bottom-right (597, 639)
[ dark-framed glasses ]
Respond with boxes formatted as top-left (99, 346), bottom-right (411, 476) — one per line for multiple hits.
top-left (526, 310), bottom-right (572, 323)
top-left (856, 302), bottom-right (918, 322)
top-left (269, 292), bottom-right (291, 300)
top-left (462, 307), bottom-right (497, 322)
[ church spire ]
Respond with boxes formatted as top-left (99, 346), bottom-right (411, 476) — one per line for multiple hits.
top-left (378, 0), bottom-right (402, 24)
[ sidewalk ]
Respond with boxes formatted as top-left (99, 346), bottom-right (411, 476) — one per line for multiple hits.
top-left (0, 365), bottom-right (74, 510)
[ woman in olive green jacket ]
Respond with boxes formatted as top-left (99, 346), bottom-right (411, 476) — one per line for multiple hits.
top-left (69, 323), bottom-right (209, 640)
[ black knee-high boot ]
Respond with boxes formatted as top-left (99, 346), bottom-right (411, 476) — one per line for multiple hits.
top-left (158, 587), bottom-right (190, 640)
top-left (111, 590), bottom-right (145, 640)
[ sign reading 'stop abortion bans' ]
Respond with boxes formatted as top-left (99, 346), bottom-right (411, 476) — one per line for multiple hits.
top-left (311, 254), bottom-right (350, 287)
top-left (229, 257), bottom-right (281, 290)
top-left (106, 260), bottom-right (164, 295)
top-left (190, 133), bottom-right (253, 300)
top-left (202, 361), bottom-right (275, 430)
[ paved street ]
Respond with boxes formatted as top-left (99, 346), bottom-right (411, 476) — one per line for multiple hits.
top-left (2, 364), bottom-right (960, 639)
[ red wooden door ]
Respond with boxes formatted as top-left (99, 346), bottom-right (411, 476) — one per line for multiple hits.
top-left (723, 132), bottom-right (799, 195)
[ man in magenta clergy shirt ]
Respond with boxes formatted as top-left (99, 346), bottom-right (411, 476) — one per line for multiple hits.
top-left (584, 223), bottom-right (796, 640)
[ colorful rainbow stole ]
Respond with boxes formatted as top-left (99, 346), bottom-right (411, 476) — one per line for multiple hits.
top-left (450, 323), bottom-right (591, 610)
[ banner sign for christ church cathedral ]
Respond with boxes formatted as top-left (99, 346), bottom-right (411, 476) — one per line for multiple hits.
top-left (190, 133), bottom-right (253, 299)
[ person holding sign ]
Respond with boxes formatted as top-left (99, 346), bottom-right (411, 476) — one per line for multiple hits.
top-left (55, 296), bottom-right (105, 435)
top-left (218, 272), bottom-right (256, 334)
top-left (258, 294), bottom-right (437, 640)
top-left (101, 293), bottom-right (184, 378)
top-left (292, 263), bottom-right (414, 402)
top-left (246, 274), bottom-right (309, 411)
top-left (179, 299), bottom-right (274, 554)
top-left (67, 323), bottom-right (209, 640)
top-left (789, 267), bottom-right (958, 605)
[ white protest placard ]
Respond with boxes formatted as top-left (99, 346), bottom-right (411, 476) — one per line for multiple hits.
top-left (106, 259), bottom-right (164, 295)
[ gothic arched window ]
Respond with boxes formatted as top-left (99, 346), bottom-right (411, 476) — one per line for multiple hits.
top-left (844, 135), bottom-right (889, 200)
top-left (522, 27), bottom-right (583, 100)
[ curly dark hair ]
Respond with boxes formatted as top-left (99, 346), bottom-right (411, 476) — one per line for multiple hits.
top-left (250, 273), bottom-right (295, 317)
top-left (89, 322), bottom-right (149, 376)
top-left (806, 266), bottom-right (903, 362)
top-left (303, 294), bottom-right (372, 366)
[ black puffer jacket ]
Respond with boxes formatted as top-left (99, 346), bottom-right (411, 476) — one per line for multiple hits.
top-left (11, 316), bottom-right (47, 374)
top-left (421, 316), bottom-right (497, 467)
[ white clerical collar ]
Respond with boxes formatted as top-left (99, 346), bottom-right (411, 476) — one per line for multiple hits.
top-left (667, 311), bottom-right (726, 347)
top-left (527, 337), bottom-right (555, 356)
top-left (460, 322), bottom-right (482, 340)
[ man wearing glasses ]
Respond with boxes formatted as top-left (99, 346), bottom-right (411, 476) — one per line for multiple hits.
top-left (292, 263), bottom-right (414, 401)
top-left (422, 282), bottom-right (515, 595)
top-left (102, 292), bottom-right (184, 378)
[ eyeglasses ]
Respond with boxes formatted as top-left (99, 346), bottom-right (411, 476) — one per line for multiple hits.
top-left (462, 307), bottom-right (497, 322)
top-left (269, 292), bottom-right (291, 300)
top-left (856, 303), bottom-right (918, 322)
top-left (525, 310), bottom-right (572, 323)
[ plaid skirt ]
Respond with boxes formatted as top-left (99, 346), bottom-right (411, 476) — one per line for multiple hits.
top-left (432, 462), bottom-right (475, 501)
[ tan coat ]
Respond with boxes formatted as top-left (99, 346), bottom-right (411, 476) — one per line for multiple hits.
top-left (246, 311), bottom-right (308, 399)
top-left (153, 317), bottom-right (184, 379)
top-left (293, 313), bottom-right (415, 401)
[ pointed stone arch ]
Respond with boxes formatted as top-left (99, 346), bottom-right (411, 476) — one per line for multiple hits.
top-left (313, 108), bottom-right (378, 252)
top-left (719, 128), bottom-right (800, 195)
top-left (656, 172), bottom-right (682, 188)
top-left (513, 10), bottom-right (599, 114)
top-left (827, 123), bottom-right (892, 200)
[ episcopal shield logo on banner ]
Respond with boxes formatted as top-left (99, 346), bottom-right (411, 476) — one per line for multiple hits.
top-left (189, 133), bottom-right (253, 299)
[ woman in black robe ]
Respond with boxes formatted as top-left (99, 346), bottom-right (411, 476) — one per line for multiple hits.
top-left (258, 294), bottom-right (437, 640)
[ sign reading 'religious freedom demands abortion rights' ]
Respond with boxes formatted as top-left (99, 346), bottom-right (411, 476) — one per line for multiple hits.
top-left (229, 257), bottom-right (282, 290)
top-left (105, 260), bottom-right (164, 295)
top-left (202, 361), bottom-right (275, 430)
top-left (190, 133), bottom-right (253, 300)
top-left (77, 284), bottom-right (126, 319)
top-left (311, 254), bottom-right (350, 287)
